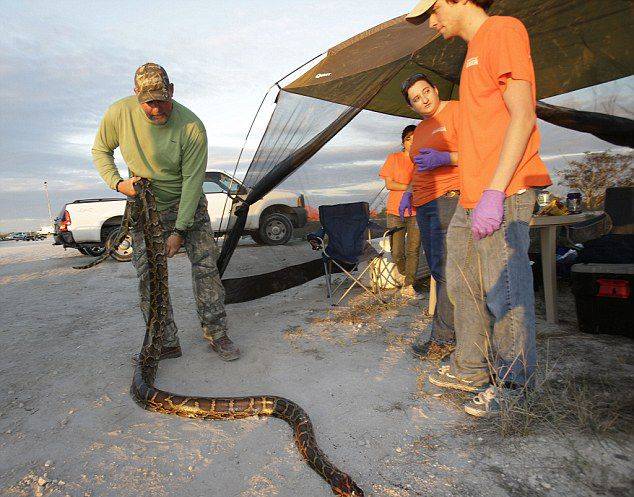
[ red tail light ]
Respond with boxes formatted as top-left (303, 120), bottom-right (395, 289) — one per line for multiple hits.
top-left (597, 279), bottom-right (630, 299)
top-left (59, 210), bottom-right (71, 232)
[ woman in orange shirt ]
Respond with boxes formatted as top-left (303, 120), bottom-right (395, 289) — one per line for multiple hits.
top-left (379, 126), bottom-right (421, 298)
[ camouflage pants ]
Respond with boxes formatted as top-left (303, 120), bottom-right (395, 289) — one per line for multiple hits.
top-left (131, 196), bottom-right (228, 347)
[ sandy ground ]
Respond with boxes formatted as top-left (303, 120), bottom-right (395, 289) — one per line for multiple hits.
top-left (1, 239), bottom-right (632, 497)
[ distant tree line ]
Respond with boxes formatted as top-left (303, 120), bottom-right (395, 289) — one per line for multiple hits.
top-left (558, 151), bottom-right (633, 210)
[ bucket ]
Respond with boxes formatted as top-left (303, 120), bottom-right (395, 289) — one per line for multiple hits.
top-left (371, 256), bottom-right (401, 290)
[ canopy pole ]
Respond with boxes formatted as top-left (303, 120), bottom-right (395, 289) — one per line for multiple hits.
top-left (536, 102), bottom-right (634, 148)
top-left (216, 83), bottom-right (277, 238)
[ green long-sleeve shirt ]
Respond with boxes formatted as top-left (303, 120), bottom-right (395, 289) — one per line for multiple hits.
top-left (92, 96), bottom-right (208, 231)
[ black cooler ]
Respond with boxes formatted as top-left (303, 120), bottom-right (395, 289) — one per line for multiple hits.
top-left (571, 263), bottom-right (634, 337)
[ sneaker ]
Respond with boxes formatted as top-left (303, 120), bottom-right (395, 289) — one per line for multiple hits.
top-left (411, 336), bottom-right (431, 357)
top-left (210, 336), bottom-right (241, 361)
top-left (428, 365), bottom-right (484, 393)
top-left (464, 385), bottom-right (500, 418)
top-left (463, 385), bottom-right (524, 418)
top-left (412, 340), bottom-right (455, 361)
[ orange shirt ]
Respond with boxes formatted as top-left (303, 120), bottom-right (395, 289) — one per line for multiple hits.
top-left (409, 100), bottom-right (461, 207)
top-left (379, 151), bottom-right (416, 217)
top-left (458, 16), bottom-right (551, 208)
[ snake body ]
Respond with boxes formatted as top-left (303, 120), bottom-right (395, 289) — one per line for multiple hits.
top-left (124, 180), bottom-right (363, 496)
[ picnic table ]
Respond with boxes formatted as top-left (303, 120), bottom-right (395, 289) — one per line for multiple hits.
top-left (530, 211), bottom-right (604, 324)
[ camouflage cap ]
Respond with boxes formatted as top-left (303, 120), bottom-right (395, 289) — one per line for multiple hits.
top-left (134, 63), bottom-right (171, 103)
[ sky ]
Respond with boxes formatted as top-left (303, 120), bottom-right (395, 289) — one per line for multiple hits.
top-left (1, 0), bottom-right (632, 232)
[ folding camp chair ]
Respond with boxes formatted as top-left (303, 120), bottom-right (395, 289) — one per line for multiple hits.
top-left (307, 202), bottom-right (403, 306)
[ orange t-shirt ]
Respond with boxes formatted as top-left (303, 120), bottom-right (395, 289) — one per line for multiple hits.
top-left (379, 152), bottom-right (416, 217)
top-left (409, 100), bottom-right (461, 207)
top-left (458, 16), bottom-right (552, 208)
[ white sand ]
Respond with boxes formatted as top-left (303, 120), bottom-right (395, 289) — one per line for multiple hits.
top-left (1, 239), bottom-right (632, 497)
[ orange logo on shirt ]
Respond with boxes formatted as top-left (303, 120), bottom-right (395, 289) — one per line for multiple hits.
top-left (465, 57), bottom-right (479, 68)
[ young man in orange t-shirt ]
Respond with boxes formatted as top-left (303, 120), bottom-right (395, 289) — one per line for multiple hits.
top-left (407, 0), bottom-right (552, 417)
top-left (379, 125), bottom-right (421, 297)
top-left (399, 73), bottom-right (460, 360)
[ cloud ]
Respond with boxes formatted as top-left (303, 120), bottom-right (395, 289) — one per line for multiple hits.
top-left (2, 1), bottom-right (632, 231)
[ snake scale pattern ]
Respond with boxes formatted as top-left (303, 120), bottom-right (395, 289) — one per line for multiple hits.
top-left (110, 180), bottom-right (364, 496)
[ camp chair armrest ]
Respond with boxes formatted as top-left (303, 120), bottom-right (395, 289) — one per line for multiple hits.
top-left (367, 220), bottom-right (385, 232)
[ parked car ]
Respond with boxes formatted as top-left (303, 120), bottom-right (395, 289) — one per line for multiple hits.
top-left (203, 171), bottom-right (307, 245)
top-left (53, 170), bottom-right (307, 261)
top-left (11, 232), bottom-right (44, 241)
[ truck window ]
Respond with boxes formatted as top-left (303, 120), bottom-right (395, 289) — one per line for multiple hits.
top-left (203, 180), bottom-right (225, 194)
top-left (203, 171), bottom-right (246, 196)
top-left (218, 173), bottom-right (243, 195)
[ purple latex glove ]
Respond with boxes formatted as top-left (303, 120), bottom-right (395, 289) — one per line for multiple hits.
top-left (471, 189), bottom-right (506, 240)
top-left (413, 148), bottom-right (451, 172)
top-left (399, 191), bottom-right (414, 220)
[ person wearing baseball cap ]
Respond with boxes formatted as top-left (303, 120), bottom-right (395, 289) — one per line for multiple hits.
top-left (406, 1), bottom-right (551, 417)
top-left (92, 62), bottom-right (241, 362)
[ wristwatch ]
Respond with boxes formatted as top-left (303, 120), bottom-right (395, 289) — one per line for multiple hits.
top-left (115, 179), bottom-right (123, 192)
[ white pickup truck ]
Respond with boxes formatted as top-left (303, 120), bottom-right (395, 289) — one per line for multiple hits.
top-left (53, 170), bottom-right (307, 260)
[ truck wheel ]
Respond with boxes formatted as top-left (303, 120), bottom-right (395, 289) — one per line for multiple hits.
top-left (78, 245), bottom-right (106, 257)
top-left (250, 232), bottom-right (265, 245)
top-left (258, 213), bottom-right (293, 245)
top-left (106, 228), bottom-right (133, 262)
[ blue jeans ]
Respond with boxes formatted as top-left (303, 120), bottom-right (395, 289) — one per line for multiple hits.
top-left (415, 194), bottom-right (458, 344)
top-left (446, 189), bottom-right (537, 387)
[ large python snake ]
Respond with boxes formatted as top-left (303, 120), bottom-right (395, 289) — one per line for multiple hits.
top-left (89, 179), bottom-right (364, 496)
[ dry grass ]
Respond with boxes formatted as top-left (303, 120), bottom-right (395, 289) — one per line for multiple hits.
top-left (416, 363), bottom-right (634, 439)
top-left (320, 265), bottom-right (633, 441)
top-left (485, 372), bottom-right (634, 438)
top-left (309, 288), bottom-right (403, 325)
top-left (440, 249), bottom-right (634, 439)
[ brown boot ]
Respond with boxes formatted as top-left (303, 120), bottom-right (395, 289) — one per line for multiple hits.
top-left (210, 336), bottom-right (241, 361)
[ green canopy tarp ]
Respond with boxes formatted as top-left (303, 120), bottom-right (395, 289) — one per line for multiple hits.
top-left (285, 0), bottom-right (633, 119)
top-left (217, 0), bottom-right (633, 274)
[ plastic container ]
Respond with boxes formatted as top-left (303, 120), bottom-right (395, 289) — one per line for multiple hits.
top-left (570, 263), bottom-right (634, 336)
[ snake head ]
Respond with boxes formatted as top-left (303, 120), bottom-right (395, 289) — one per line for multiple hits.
top-left (331, 475), bottom-right (364, 497)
